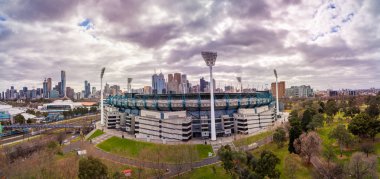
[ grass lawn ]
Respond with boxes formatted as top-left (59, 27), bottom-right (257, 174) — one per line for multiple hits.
top-left (251, 142), bottom-right (313, 179)
top-left (179, 163), bottom-right (230, 179)
top-left (97, 136), bottom-right (213, 163)
top-left (87, 129), bottom-right (104, 141)
top-left (233, 130), bottom-right (274, 147)
top-left (316, 114), bottom-right (357, 162)
top-left (100, 158), bottom-right (156, 179)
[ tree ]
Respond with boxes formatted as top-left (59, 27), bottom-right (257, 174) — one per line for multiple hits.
top-left (255, 150), bottom-right (281, 178)
top-left (319, 101), bottom-right (325, 113)
top-left (329, 125), bottom-right (355, 157)
top-left (294, 131), bottom-right (322, 164)
top-left (347, 152), bottom-right (377, 179)
top-left (366, 101), bottom-right (379, 118)
top-left (307, 113), bottom-right (325, 130)
top-left (325, 99), bottom-right (338, 117)
top-left (360, 142), bottom-right (375, 157)
top-left (89, 106), bottom-right (98, 113)
top-left (14, 114), bottom-right (25, 124)
top-left (345, 106), bottom-right (360, 118)
top-left (348, 113), bottom-right (380, 140)
top-left (273, 127), bottom-right (286, 148)
top-left (217, 145), bottom-right (235, 175)
top-left (322, 146), bottom-right (336, 168)
top-left (57, 132), bottom-right (66, 146)
top-left (301, 109), bottom-right (315, 131)
top-left (288, 110), bottom-right (302, 153)
top-left (284, 154), bottom-right (299, 179)
top-left (78, 156), bottom-right (108, 179)
top-left (288, 124), bottom-right (302, 154)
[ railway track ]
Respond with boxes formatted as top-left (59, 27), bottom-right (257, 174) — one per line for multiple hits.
top-left (0, 115), bottom-right (99, 145)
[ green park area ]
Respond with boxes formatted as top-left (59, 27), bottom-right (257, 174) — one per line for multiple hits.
top-left (87, 129), bottom-right (104, 141)
top-left (97, 136), bottom-right (213, 163)
top-left (179, 163), bottom-right (230, 179)
top-left (233, 130), bottom-right (274, 147)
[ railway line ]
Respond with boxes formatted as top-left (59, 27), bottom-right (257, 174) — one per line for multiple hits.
top-left (0, 114), bottom-right (99, 145)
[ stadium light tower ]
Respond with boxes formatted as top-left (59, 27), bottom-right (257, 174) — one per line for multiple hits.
top-left (202, 51), bottom-right (217, 141)
top-left (100, 67), bottom-right (106, 126)
top-left (274, 69), bottom-right (280, 117)
top-left (127, 78), bottom-right (133, 93)
top-left (236, 77), bottom-right (242, 93)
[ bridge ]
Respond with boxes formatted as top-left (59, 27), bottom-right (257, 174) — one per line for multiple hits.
top-left (1, 124), bottom-right (94, 130)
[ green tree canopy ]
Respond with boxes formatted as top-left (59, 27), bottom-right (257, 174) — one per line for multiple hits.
top-left (273, 127), bottom-right (286, 148)
top-left (348, 113), bottom-right (380, 140)
top-left (325, 99), bottom-right (338, 117)
top-left (78, 156), bottom-right (108, 179)
top-left (307, 113), bottom-right (325, 130)
top-left (301, 108), bottom-right (315, 131)
top-left (14, 114), bottom-right (25, 124)
top-left (255, 150), bottom-right (281, 179)
top-left (329, 125), bottom-right (355, 157)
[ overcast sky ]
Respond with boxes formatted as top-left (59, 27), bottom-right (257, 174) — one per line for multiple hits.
top-left (0, 0), bottom-right (379, 92)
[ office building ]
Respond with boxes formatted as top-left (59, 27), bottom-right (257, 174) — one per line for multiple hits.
top-left (271, 81), bottom-right (285, 98)
top-left (66, 87), bottom-right (75, 99)
top-left (286, 85), bottom-right (314, 98)
top-left (152, 72), bottom-right (166, 94)
top-left (104, 106), bottom-right (121, 129)
top-left (61, 70), bottom-right (66, 97)
top-left (200, 77), bottom-right (208, 92)
top-left (49, 90), bottom-right (60, 99)
top-left (43, 79), bottom-right (48, 98)
top-left (143, 86), bottom-right (152, 94)
top-left (47, 78), bottom-right (52, 92)
top-left (84, 80), bottom-right (91, 98)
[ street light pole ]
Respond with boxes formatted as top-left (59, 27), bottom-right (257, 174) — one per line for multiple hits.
top-left (202, 51), bottom-right (217, 141)
top-left (100, 67), bottom-right (106, 126)
top-left (274, 69), bottom-right (280, 118)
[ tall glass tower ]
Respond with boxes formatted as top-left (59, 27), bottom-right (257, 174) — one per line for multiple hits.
top-left (61, 70), bottom-right (66, 97)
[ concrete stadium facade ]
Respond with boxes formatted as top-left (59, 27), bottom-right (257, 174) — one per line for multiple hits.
top-left (105, 91), bottom-right (277, 141)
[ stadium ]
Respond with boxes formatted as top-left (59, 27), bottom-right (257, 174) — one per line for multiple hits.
top-left (105, 91), bottom-right (277, 141)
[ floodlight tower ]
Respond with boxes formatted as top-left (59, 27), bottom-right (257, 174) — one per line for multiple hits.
top-left (274, 69), bottom-right (280, 117)
top-left (100, 67), bottom-right (106, 126)
top-left (236, 77), bottom-right (242, 93)
top-left (202, 51), bottom-right (217, 141)
top-left (127, 78), bottom-right (133, 93)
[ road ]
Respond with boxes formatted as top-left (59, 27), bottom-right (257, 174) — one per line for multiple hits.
top-left (0, 114), bottom-right (99, 146)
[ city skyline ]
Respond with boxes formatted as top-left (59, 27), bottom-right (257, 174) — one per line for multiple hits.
top-left (1, 0), bottom-right (380, 92)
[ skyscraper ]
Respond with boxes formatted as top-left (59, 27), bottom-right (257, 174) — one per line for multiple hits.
top-left (174, 73), bottom-right (181, 85)
top-left (152, 72), bottom-right (166, 94)
top-left (43, 79), bottom-right (48, 98)
top-left (200, 77), bottom-right (208, 92)
top-left (61, 70), bottom-right (66, 97)
top-left (47, 78), bottom-right (52, 92)
top-left (168, 74), bottom-right (173, 82)
top-left (84, 80), bottom-right (91, 98)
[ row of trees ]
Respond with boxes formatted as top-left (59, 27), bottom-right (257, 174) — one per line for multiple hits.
top-left (62, 107), bottom-right (98, 119)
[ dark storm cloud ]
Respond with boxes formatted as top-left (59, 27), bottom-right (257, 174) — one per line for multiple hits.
top-left (114, 23), bottom-right (182, 49)
top-left (0, 0), bottom-right (379, 91)
top-left (2, 0), bottom-right (78, 21)
top-left (165, 25), bottom-right (289, 63)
